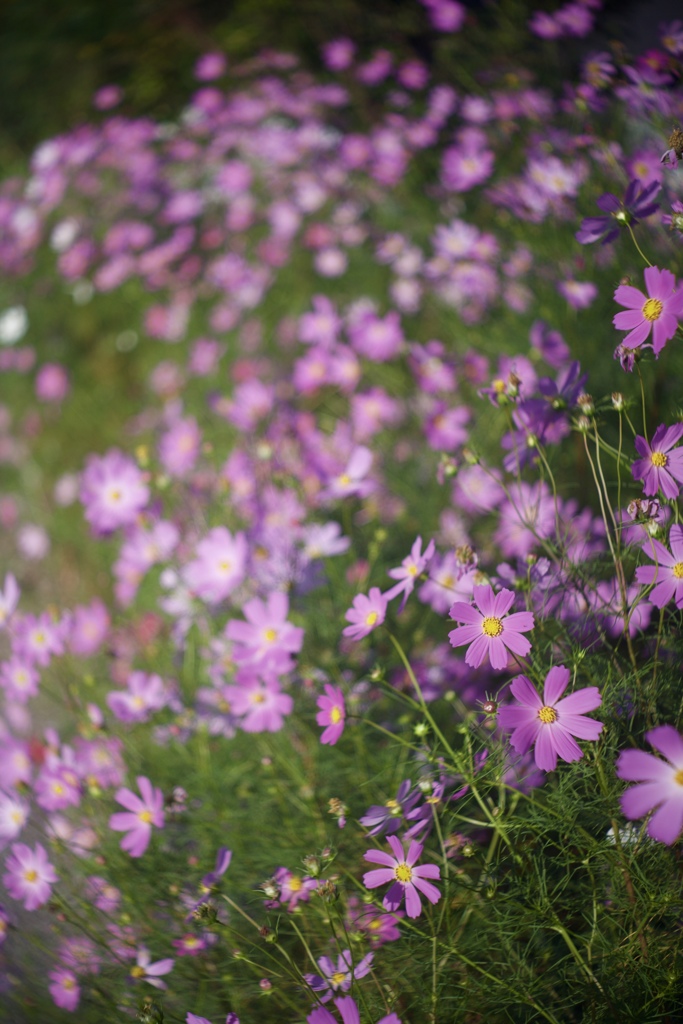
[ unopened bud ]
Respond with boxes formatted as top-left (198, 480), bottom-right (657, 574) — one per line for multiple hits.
top-left (611, 392), bottom-right (625, 411)
top-left (577, 393), bottom-right (594, 415)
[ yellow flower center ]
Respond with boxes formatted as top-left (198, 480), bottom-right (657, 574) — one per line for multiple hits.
top-left (331, 971), bottom-right (347, 986)
top-left (481, 616), bottom-right (503, 637)
top-left (218, 560), bottom-right (232, 573)
top-left (288, 876), bottom-right (303, 892)
top-left (109, 489), bottom-right (122, 503)
top-left (24, 869), bottom-right (38, 883)
top-left (138, 810), bottom-right (153, 824)
top-left (339, 474), bottom-right (351, 486)
top-left (251, 692), bottom-right (266, 704)
top-left (330, 706), bottom-right (342, 724)
top-left (538, 706), bottom-right (557, 724)
top-left (263, 628), bottom-right (277, 643)
top-left (408, 565), bottom-right (418, 576)
top-left (385, 798), bottom-right (400, 813)
top-left (369, 919), bottom-right (381, 931)
top-left (130, 966), bottom-right (146, 979)
top-left (365, 611), bottom-right (378, 626)
top-left (394, 862), bottom-right (413, 884)
top-left (642, 297), bottom-right (663, 322)
top-left (651, 451), bottom-right (668, 468)
top-left (673, 563), bottom-right (683, 579)
top-left (492, 378), bottom-right (505, 393)
top-left (674, 769), bottom-right (683, 786)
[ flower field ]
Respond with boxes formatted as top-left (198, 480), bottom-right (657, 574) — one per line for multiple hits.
top-left (1, 2), bottom-right (683, 1021)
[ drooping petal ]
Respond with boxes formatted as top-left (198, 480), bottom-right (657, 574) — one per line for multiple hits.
top-left (411, 875), bottom-right (441, 905)
top-left (548, 726), bottom-right (583, 764)
top-left (533, 728), bottom-right (558, 771)
top-left (647, 794), bottom-right (683, 845)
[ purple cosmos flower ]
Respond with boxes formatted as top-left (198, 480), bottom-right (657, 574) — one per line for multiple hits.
top-left (271, 867), bottom-right (318, 910)
top-left (48, 968), bottom-right (80, 1012)
top-left (448, 585), bottom-right (534, 670)
top-left (498, 667), bottom-right (603, 772)
top-left (632, 423), bottom-right (683, 500)
top-left (576, 179), bottom-right (661, 245)
top-left (223, 672), bottom-right (293, 733)
top-left (316, 684), bottom-right (346, 745)
top-left (183, 527), bottom-right (248, 604)
top-left (636, 524), bottom-right (683, 607)
top-left (129, 947), bottom-right (174, 989)
top-left (345, 896), bottom-right (403, 946)
top-left (364, 835), bottom-right (441, 919)
top-left (226, 591), bottom-right (304, 674)
top-left (68, 599), bottom-right (109, 656)
top-left (106, 671), bottom-right (169, 723)
top-left (0, 790), bottom-right (30, 840)
top-left (616, 726), bottom-right (683, 845)
top-left (304, 949), bottom-right (374, 1002)
top-left (79, 449), bottom-right (149, 534)
top-left (3, 842), bottom-right (58, 910)
top-left (385, 536), bottom-right (436, 610)
top-left (308, 996), bottom-right (400, 1024)
top-left (613, 267), bottom-right (683, 356)
top-left (342, 587), bottom-right (388, 641)
top-left (109, 776), bottom-right (165, 858)
top-left (359, 779), bottom-right (422, 837)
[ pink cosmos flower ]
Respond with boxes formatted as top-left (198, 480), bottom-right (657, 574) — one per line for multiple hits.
top-left (106, 671), bottom-right (169, 723)
top-left (385, 536), bottom-right (436, 610)
top-left (183, 526), bottom-right (248, 604)
top-left (223, 672), bottom-right (293, 732)
top-left (448, 585), bottom-right (534, 670)
top-left (497, 667), bottom-right (603, 772)
top-left (48, 967), bottom-right (80, 1011)
top-left (316, 684), bottom-right (346, 745)
top-left (363, 835), bottom-right (441, 919)
top-left (636, 524), bottom-right (683, 608)
top-left (109, 776), bottom-right (164, 858)
top-left (304, 949), bottom-right (374, 1002)
top-left (616, 725), bottom-right (683, 845)
top-left (0, 790), bottom-right (30, 841)
top-left (226, 591), bottom-right (304, 674)
top-left (613, 267), bottom-right (683, 356)
top-left (3, 842), bottom-right (58, 910)
top-left (79, 449), bottom-right (149, 534)
top-left (342, 587), bottom-right (388, 641)
top-left (129, 947), bottom-right (174, 989)
top-left (632, 423), bottom-right (683, 500)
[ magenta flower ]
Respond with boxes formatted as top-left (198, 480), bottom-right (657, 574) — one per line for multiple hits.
top-left (616, 726), bottom-right (683, 845)
top-left (385, 536), bottom-right (436, 610)
top-left (48, 967), bottom-right (80, 1012)
top-left (109, 776), bottom-right (164, 858)
top-left (613, 267), bottom-right (683, 356)
top-left (497, 667), bottom-right (603, 772)
top-left (448, 585), bottom-right (534, 670)
top-left (316, 684), bottom-right (346, 745)
top-left (223, 672), bottom-right (293, 733)
top-left (226, 591), bottom-right (304, 674)
top-left (129, 947), bottom-right (174, 989)
top-left (632, 423), bottom-right (683, 500)
top-left (79, 449), bottom-right (149, 534)
top-left (636, 524), bottom-right (683, 608)
top-left (342, 587), bottom-right (388, 641)
top-left (3, 842), bottom-right (58, 910)
top-left (363, 835), bottom-right (441, 919)
top-left (304, 949), bottom-right (374, 1002)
